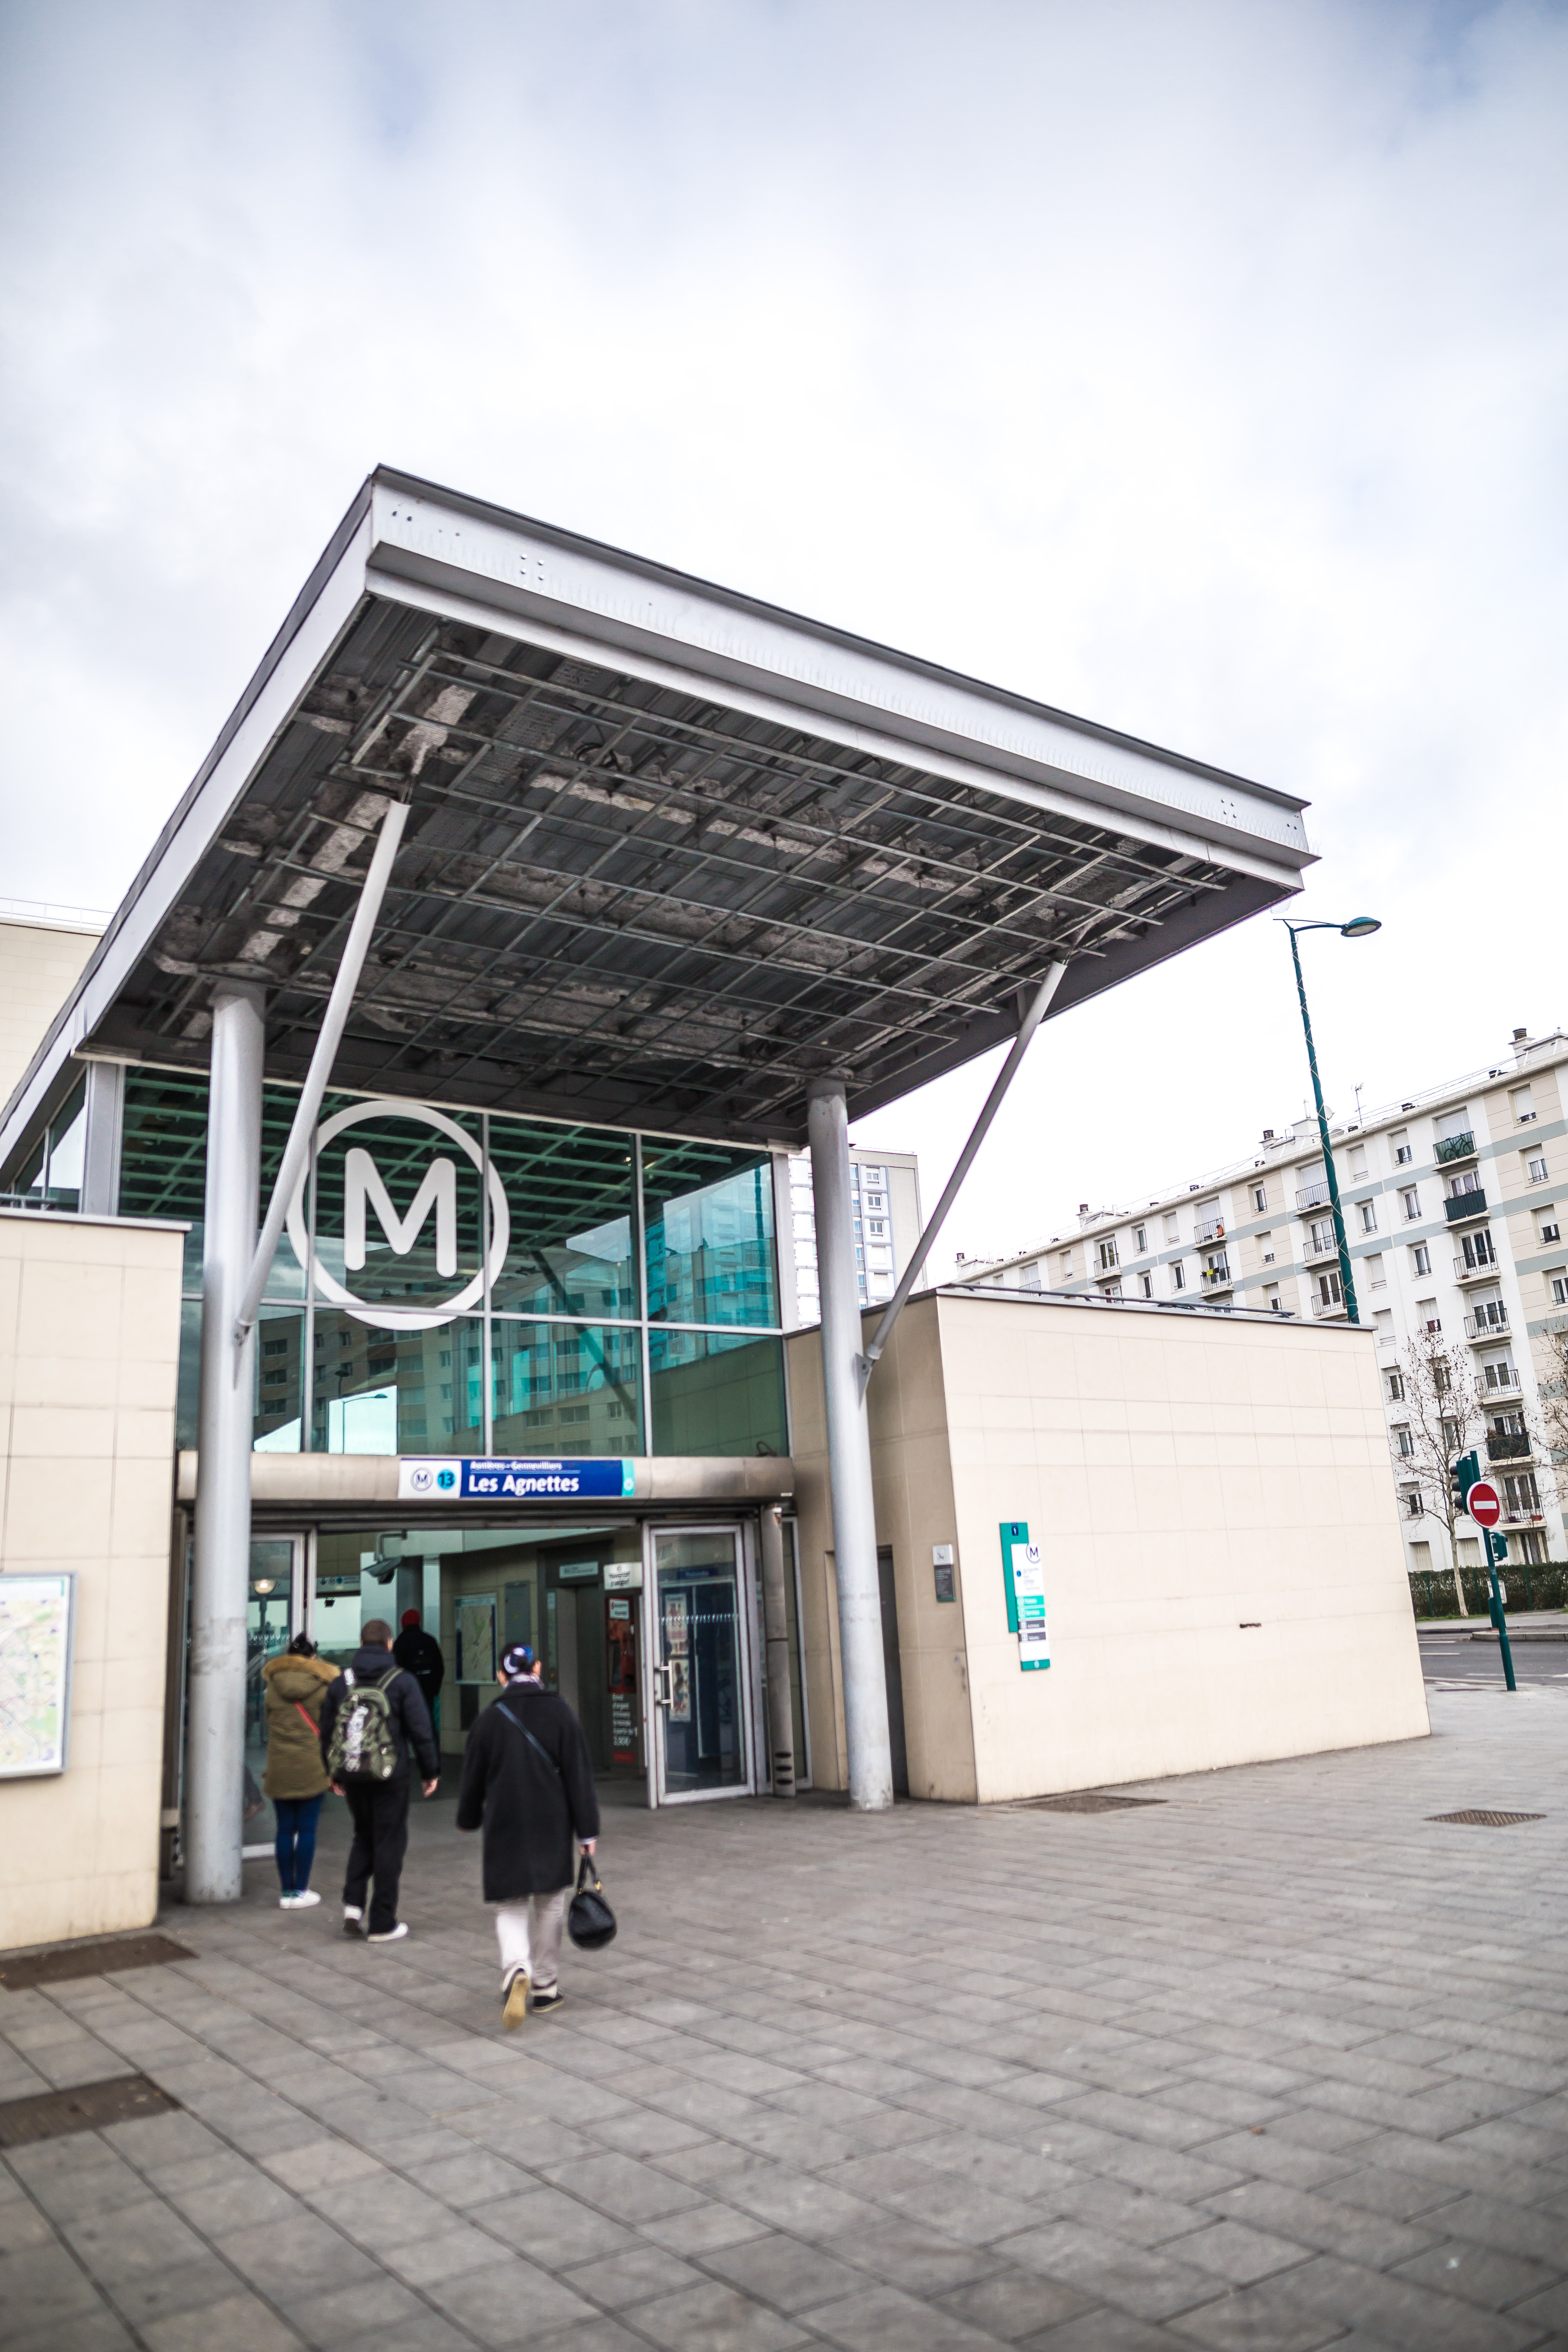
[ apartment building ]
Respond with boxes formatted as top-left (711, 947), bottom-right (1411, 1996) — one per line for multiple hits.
top-left (782, 1147), bottom-right (922, 1327)
top-left (970, 1027), bottom-right (1568, 1577)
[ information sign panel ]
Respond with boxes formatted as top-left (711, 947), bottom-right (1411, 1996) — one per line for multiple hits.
top-left (397, 1457), bottom-right (637, 1502)
top-left (0, 1572), bottom-right (75, 1776)
top-left (998, 1523), bottom-right (1051, 1672)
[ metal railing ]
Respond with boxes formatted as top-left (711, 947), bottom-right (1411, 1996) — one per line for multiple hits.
top-left (1195, 1218), bottom-right (1225, 1245)
top-left (1464, 1304), bottom-right (1509, 1339)
top-left (1303, 1234), bottom-right (1339, 1263)
top-left (1453, 1253), bottom-right (1497, 1279)
top-left (1483, 1367), bottom-right (1520, 1392)
top-left (1486, 1430), bottom-right (1532, 1462)
top-left (1295, 1181), bottom-right (1330, 1210)
top-left (1444, 1189), bottom-right (1487, 1223)
top-left (1435, 1131), bottom-right (1476, 1165)
top-left (1200, 1261), bottom-right (1232, 1286)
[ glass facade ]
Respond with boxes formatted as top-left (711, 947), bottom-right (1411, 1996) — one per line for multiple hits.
top-left (127, 1068), bottom-right (784, 1460)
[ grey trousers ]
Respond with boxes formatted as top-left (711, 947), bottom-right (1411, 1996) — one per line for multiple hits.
top-left (495, 1889), bottom-right (568, 1990)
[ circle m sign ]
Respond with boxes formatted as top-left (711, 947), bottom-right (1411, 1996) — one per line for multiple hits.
top-left (1466, 1479), bottom-right (1502, 1530)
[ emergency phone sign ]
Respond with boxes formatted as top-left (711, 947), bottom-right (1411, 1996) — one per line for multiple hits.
top-left (999, 1521), bottom-right (1051, 1671)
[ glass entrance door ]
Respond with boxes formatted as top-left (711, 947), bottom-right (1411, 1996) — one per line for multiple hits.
top-left (242, 1533), bottom-right (307, 1855)
top-left (650, 1528), bottom-right (753, 1803)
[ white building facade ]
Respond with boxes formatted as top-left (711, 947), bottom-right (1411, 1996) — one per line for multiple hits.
top-left (782, 1147), bottom-right (922, 1327)
top-left (970, 1027), bottom-right (1568, 1583)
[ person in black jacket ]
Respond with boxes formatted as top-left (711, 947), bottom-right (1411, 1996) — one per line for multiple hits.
top-left (457, 1642), bottom-right (599, 2027)
top-left (393, 1609), bottom-right (445, 1731)
top-left (318, 1618), bottom-right (440, 1945)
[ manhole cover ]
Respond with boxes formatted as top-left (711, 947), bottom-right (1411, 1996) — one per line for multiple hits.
top-left (0, 2075), bottom-right (180, 2149)
top-left (1428, 1809), bottom-right (1545, 1828)
top-left (1015, 1793), bottom-right (1167, 1814)
top-left (0, 1931), bottom-right (194, 1992)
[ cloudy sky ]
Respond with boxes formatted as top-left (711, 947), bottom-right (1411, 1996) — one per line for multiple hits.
top-left (3, 0), bottom-right (1565, 1263)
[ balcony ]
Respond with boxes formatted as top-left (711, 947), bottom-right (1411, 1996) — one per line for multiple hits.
top-left (1453, 1254), bottom-right (1498, 1283)
top-left (1195, 1218), bottom-right (1225, 1246)
top-left (1486, 1430), bottom-right (1533, 1463)
top-left (1444, 1188), bottom-right (1487, 1225)
top-left (1435, 1131), bottom-right (1477, 1165)
top-left (1303, 1234), bottom-right (1340, 1265)
top-left (1482, 1367), bottom-right (1521, 1393)
top-left (1312, 1295), bottom-right (1349, 1320)
top-left (1200, 1261), bottom-right (1233, 1289)
top-left (1464, 1304), bottom-right (1509, 1340)
top-left (1296, 1180), bottom-right (1331, 1211)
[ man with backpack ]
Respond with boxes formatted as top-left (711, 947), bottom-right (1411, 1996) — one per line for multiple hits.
top-left (457, 1642), bottom-right (599, 2026)
top-left (318, 1617), bottom-right (440, 1944)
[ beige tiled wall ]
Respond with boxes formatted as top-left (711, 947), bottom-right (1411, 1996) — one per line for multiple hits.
top-left (0, 920), bottom-right (100, 1111)
top-left (789, 1293), bottom-right (1428, 1803)
top-left (0, 1209), bottom-right (184, 1951)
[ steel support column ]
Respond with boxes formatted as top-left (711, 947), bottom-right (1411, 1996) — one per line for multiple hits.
top-left (760, 1503), bottom-right (795, 1797)
top-left (807, 1078), bottom-right (892, 1811)
top-left (186, 980), bottom-right (265, 1903)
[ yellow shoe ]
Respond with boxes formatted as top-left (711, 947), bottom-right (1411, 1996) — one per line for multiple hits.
top-left (502, 1969), bottom-right (530, 2029)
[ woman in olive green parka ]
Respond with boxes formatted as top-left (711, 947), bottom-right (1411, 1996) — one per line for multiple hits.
top-left (262, 1635), bottom-right (338, 1909)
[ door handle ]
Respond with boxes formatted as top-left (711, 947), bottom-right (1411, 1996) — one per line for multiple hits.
top-left (653, 1662), bottom-right (673, 1709)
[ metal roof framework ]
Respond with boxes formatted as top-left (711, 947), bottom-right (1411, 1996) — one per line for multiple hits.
top-left (2, 470), bottom-right (1314, 1158)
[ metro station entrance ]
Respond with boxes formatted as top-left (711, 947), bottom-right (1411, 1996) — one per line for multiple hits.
top-left (234, 1512), bottom-right (772, 1816)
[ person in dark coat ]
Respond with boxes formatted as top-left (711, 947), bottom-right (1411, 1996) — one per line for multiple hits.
top-left (393, 1609), bottom-right (445, 1732)
top-left (457, 1641), bottom-right (599, 2027)
top-left (318, 1617), bottom-right (440, 1945)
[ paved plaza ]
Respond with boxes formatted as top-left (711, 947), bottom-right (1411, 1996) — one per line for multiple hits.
top-left (3, 1682), bottom-right (1567, 2352)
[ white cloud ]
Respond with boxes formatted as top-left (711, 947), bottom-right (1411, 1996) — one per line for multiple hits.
top-left (1, 0), bottom-right (1564, 1249)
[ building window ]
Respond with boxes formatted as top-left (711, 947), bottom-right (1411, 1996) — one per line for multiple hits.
top-left (1392, 1129), bottom-right (1412, 1165)
top-left (1504, 1470), bottom-right (1541, 1515)
top-left (1140, 1272), bottom-right (1153, 1298)
top-left (1359, 1200), bottom-right (1378, 1234)
top-left (1411, 1243), bottom-right (1432, 1276)
top-left (1132, 1223), bottom-right (1147, 1254)
top-left (1400, 1187), bottom-right (1420, 1220)
top-left (1526, 1153), bottom-right (1549, 1184)
top-left (1172, 1262), bottom-right (1186, 1291)
top-left (1403, 1489), bottom-right (1423, 1519)
top-left (1549, 1270), bottom-right (1568, 1307)
top-left (1059, 1252), bottom-right (1073, 1278)
top-left (1394, 1425), bottom-right (1414, 1457)
top-left (1259, 1232), bottom-right (1274, 1263)
top-left (1512, 1085), bottom-right (1536, 1124)
top-left (1097, 1238), bottom-right (1119, 1272)
top-left (1317, 1270), bottom-right (1343, 1310)
top-left (1386, 1370), bottom-right (1405, 1402)
top-left (1253, 1185), bottom-right (1267, 1213)
top-left (1483, 1360), bottom-right (1517, 1392)
top-left (1417, 1298), bottom-right (1440, 1333)
top-left (1164, 1213), bottom-right (1179, 1244)
top-left (1538, 1211), bottom-right (1561, 1244)
top-left (1366, 1252), bottom-right (1386, 1288)
top-left (1461, 1229), bottom-right (1497, 1270)
top-left (1265, 1285), bottom-right (1281, 1313)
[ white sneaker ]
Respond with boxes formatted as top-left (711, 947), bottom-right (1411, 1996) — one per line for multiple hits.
top-left (280, 1890), bottom-right (322, 1910)
top-left (366, 1922), bottom-right (409, 1944)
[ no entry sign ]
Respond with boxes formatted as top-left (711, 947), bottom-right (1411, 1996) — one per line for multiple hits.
top-left (1467, 1479), bottom-right (1502, 1529)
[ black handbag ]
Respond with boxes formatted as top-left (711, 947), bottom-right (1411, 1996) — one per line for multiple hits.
top-left (568, 1850), bottom-right (617, 1950)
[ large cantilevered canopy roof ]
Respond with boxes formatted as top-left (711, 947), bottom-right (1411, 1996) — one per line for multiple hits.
top-left (4, 468), bottom-right (1312, 1152)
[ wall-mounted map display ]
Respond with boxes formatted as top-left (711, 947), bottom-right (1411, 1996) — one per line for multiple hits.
top-left (0, 1573), bottom-right (76, 1776)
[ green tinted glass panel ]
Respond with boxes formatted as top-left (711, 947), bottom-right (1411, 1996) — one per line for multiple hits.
top-left (650, 1329), bottom-right (786, 1457)
top-left (642, 1142), bottom-right (778, 1328)
top-left (120, 1068), bottom-right (304, 1293)
top-left (491, 1320), bottom-right (641, 1458)
top-left (252, 1306), bottom-right (304, 1453)
top-left (312, 1307), bottom-right (477, 1457)
top-left (487, 1117), bottom-right (637, 1318)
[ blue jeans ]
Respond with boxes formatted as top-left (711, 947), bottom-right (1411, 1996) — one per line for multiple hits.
top-left (274, 1794), bottom-right (324, 1893)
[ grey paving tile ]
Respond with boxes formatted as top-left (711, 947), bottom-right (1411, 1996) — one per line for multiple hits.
top-left (557, 2243), bottom-right (702, 2307)
top-left (1024, 2305), bottom-right (1201, 2350)
top-left (625, 2277), bottom-right (808, 2350)
top-left (637, 2202), bottom-right (773, 2255)
top-left (140, 2291), bottom-right (309, 2350)
top-left (935, 2265), bottom-right (1098, 2340)
top-left (1392, 2236), bottom-right (1566, 2310)
top-left (839, 2216), bottom-right (1001, 2295)
top-left (1165, 2285), bottom-right (1347, 2352)
top-left (278, 2271), bottom-right (430, 2350)
top-left (807, 2281), bottom-right (1005, 2349)
top-left (537, 2149), bottom-right (706, 2224)
top-left (215, 2213), bottom-right (385, 2299)
top-left (1276, 2250), bottom-right (1546, 2351)
top-left (699, 2228), bottom-right (871, 2312)
top-left (422, 2252), bottom-right (598, 2344)
top-left (993, 2221), bottom-right (1225, 2322)
top-left (5, 2307), bottom-right (139, 2352)
top-left (1165, 2219), bottom-right (1312, 2287)
top-left (467, 2183), bottom-right (639, 2263)
top-left (0, 2241), bottom-right (115, 2332)
top-left (720, 2160), bottom-right (889, 2240)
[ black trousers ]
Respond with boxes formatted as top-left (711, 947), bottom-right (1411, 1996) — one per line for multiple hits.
top-left (342, 1776), bottom-right (411, 1933)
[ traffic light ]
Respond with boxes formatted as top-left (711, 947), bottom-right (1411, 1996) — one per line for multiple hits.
top-left (1450, 1450), bottom-right (1479, 1517)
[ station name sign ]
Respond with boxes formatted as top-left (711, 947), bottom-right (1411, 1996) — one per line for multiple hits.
top-left (397, 1457), bottom-right (637, 1502)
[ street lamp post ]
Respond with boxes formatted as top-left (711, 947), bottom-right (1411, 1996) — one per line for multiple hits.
top-left (1278, 916), bottom-right (1381, 1327)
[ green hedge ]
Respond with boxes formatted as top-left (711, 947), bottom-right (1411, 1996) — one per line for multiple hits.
top-left (1409, 1564), bottom-right (1568, 1618)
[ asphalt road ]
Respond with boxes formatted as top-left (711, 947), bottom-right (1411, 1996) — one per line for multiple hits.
top-left (1419, 1624), bottom-right (1568, 1688)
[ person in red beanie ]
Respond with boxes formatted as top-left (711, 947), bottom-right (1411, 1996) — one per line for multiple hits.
top-left (392, 1607), bottom-right (445, 1745)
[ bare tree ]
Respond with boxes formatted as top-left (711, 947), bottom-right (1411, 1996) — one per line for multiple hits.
top-left (1532, 1323), bottom-right (1568, 1469)
top-left (1390, 1329), bottom-right (1485, 1612)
